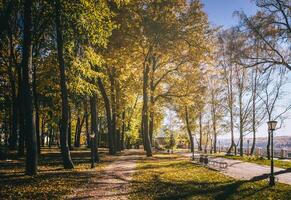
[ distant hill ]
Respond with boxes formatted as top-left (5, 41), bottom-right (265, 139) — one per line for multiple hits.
top-left (218, 136), bottom-right (291, 150)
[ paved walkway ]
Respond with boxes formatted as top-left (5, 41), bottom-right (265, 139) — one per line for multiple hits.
top-left (69, 150), bottom-right (142, 200)
top-left (183, 153), bottom-right (291, 185)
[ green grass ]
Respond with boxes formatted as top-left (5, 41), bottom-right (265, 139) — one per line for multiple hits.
top-left (216, 155), bottom-right (291, 169)
top-left (129, 154), bottom-right (291, 200)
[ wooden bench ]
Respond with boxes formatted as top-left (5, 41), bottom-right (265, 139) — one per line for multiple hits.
top-left (209, 160), bottom-right (228, 169)
top-left (195, 155), bottom-right (228, 169)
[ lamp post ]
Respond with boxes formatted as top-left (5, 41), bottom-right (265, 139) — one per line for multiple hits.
top-left (267, 120), bottom-right (277, 186)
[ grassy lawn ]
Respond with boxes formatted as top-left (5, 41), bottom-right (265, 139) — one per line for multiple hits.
top-left (130, 154), bottom-right (291, 200)
top-left (0, 148), bottom-right (114, 199)
top-left (215, 154), bottom-right (291, 169)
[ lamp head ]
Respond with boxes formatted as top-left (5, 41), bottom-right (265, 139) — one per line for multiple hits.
top-left (267, 120), bottom-right (277, 131)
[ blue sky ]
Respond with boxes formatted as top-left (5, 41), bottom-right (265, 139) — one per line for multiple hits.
top-left (201, 0), bottom-right (258, 28)
top-left (200, 0), bottom-right (291, 139)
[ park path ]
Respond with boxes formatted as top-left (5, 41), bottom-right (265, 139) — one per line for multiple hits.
top-left (69, 149), bottom-right (143, 200)
top-left (182, 153), bottom-right (291, 185)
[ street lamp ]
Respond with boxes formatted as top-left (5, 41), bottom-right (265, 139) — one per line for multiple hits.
top-left (267, 120), bottom-right (277, 186)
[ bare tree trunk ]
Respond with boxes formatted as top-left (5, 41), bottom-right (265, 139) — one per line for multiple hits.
top-left (227, 103), bottom-right (235, 154)
top-left (239, 91), bottom-right (244, 157)
top-left (210, 93), bottom-right (217, 154)
top-left (250, 67), bottom-right (258, 155)
top-left (54, 0), bottom-right (74, 169)
top-left (226, 65), bottom-right (235, 154)
top-left (22, 0), bottom-right (37, 176)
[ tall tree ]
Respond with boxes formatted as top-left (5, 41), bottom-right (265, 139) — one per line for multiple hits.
top-left (22, 0), bottom-right (38, 176)
top-left (238, 0), bottom-right (291, 71)
top-left (54, 0), bottom-right (74, 169)
top-left (90, 93), bottom-right (100, 162)
top-left (219, 30), bottom-right (236, 154)
top-left (259, 67), bottom-right (291, 159)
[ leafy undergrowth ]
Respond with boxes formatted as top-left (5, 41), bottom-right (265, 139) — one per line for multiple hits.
top-left (219, 155), bottom-right (291, 169)
top-left (130, 154), bottom-right (291, 200)
top-left (0, 148), bottom-right (114, 199)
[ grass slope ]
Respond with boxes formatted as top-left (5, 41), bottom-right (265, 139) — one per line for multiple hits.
top-left (130, 154), bottom-right (291, 200)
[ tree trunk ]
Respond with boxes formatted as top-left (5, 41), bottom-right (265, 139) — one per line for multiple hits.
top-left (109, 71), bottom-right (117, 152)
top-left (41, 116), bottom-right (45, 147)
top-left (54, 0), bottom-right (74, 169)
top-left (213, 125), bottom-right (217, 154)
top-left (4, 112), bottom-right (9, 147)
top-left (227, 106), bottom-right (235, 154)
top-left (68, 107), bottom-right (72, 149)
top-left (149, 67), bottom-right (155, 145)
top-left (142, 63), bottom-right (152, 157)
top-left (250, 68), bottom-right (258, 155)
top-left (48, 127), bottom-right (52, 148)
top-left (7, 33), bottom-right (18, 150)
top-left (74, 116), bottom-right (81, 147)
top-left (204, 135), bottom-right (208, 154)
top-left (239, 91), bottom-right (244, 157)
top-left (185, 106), bottom-right (194, 153)
top-left (99, 118), bottom-right (103, 147)
top-left (198, 112), bottom-right (202, 151)
top-left (227, 66), bottom-right (235, 154)
top-left (32, 56), bottom-right (41, 155)
top-left (116, 129), bottom-right (121, 151)
top-left (149, 112), bottom-right (154, 145)
top-left (210, 138), bottom-right (213, 154)
top-left (121, 111), bottom-right (125, 150)
top-left (90, 94), bottom-right (100, 162)
top-left (97, 76), bottom-right (115, 155)
top-left (22, 0), bottom-right (38, 176)
top-left (17, 65), bottom-right (25, 156)
top-left (211, 100), bottom-right (217, 154)
top-left (140, 118), bottom-right (145, 150)
top-left (84, 99), bottom-right (90, 148)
